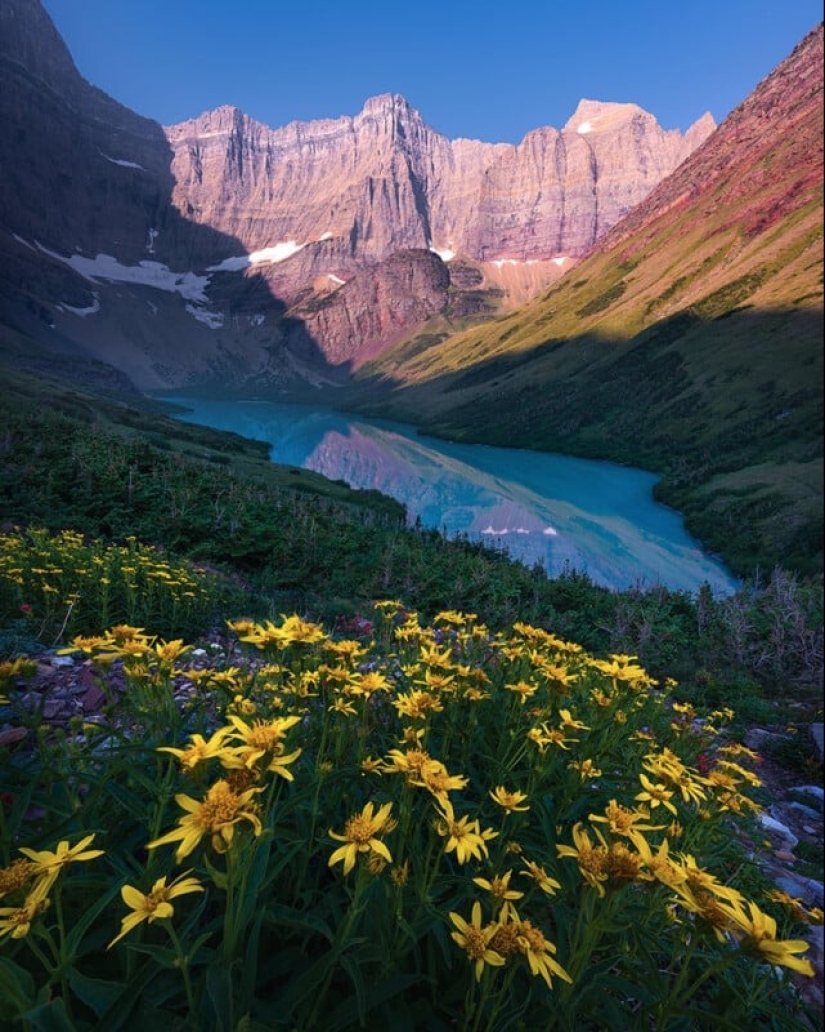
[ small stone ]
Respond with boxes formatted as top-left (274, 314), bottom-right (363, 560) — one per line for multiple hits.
top-left (81, 685), bottom-right (106, 713)
top-left (744, 728), bottom-right (790, 751)
top-left (789, 785), bottom-right (824, 812)
top-left (760, 812), bottom-right (800, 849)
top-left (0, 726), bottom-right (28, 746)
top-left (787, 800), bottom-right (823, 821)
top-left (50, 655), bottom-right (75, 668)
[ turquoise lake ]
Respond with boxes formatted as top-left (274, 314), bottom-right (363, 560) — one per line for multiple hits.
top-left (160, 397), bottom-right (740, 597)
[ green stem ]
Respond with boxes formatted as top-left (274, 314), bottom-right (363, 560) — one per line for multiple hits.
top-left (53, 883), bottom-right (73, 1021)
top-left (165, 921), bottom-right (198, 1028)
top-left (24, 933), bottom-right (55, 975)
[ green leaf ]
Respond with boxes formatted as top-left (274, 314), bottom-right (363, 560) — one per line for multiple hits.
top-left (203, 853), bottom-right (228, 891)
top-left (0, 955), bottom-right (37, 1020)
top-left (274, 951), bottom-right (336, 1023)
top-left (92, 959), bottom-right (157, 1032)
top-left (339, 953), bottom-right (367, 1027)
top-left (20, 997), bottom-right (76, 1032)
top-left (65, 878), bottom-right (123, 957)
top-left (67, 968), bottom-right (124, 1018)
top-left (326, 971), bottom-right (422, 1032)
top-left (262, 901), bottom-right (333, 942)
top-left (205, 961), bottom-right (233, 1032)
top-left (119, 942), bottom-right (178, 968)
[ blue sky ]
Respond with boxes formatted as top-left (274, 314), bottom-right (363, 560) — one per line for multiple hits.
top-left (41, 0), bottom-right (822, 143)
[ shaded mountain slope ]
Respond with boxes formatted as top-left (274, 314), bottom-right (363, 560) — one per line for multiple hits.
top-left (345, 25), bottom-right (824, 578)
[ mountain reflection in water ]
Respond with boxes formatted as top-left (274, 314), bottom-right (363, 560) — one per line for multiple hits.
top-left (160, 397), bottom-right (739, 596)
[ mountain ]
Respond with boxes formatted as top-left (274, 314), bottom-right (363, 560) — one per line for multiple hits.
top-left (0, 0), bottom-right (712, 389)
top-left (346, 24), bottom-right (824, 577)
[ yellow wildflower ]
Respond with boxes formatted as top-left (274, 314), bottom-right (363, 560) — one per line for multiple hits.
top-left (589, 800), bottom-right (662, 848)
top-left (108, 872), bottom-right (204, 948)
top-left (515, 918), bottom-right (572, 989)
top-left (328, 801), bottom-right (394, 876)
top-left (568, 758), bottom-right (602, 780)
top-left (0, 859), bottom-right (36, 899)
top-left (557, 823), bottom-right (609, 896)
top-left (19, 833), bottom-right (104, 895)
top-left (435, 799), bottom-right (498, 864)
top-left (224, 714), bottom-right (302, 769)
top-left (489, 786), bottom-right (530, 813)
top-left (519, 859), bottom-right (561, 895)
top-left (0, 894), bottom-right (50, 939)
top-left (412, 759), bottom-right (469, 801)
top-left (158, 727), bottom-right (232, 771)
top-left (472, 870), bottom-right (524, 915)
top-left (635, 773), bottom-right (678, 815)
top-left (449, 901), bottom-right (505, 981)
top-left (392, 690), bottom-right (444, 719)
top-left (147, 780), bottom-right (262, 861)
top-left (507, 680), bottom-right (538, 703)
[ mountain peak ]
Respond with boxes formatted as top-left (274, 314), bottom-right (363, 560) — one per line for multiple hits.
top-left (361, 92), bottom-right (414, 113)
top-left (358, 92), bottom-right (424, 125)
top-left (564, 99), bottom-right (648, 134)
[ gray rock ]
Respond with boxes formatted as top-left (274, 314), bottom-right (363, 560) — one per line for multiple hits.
top-left (790, 784), bottom-right (824, 812)
top-left (787, 800), bottom-right (824, 821)
top-left (744, 728), bottom-right (790, 751)
top-left (759, 812), bottom-right (800, 849)
top-left (49, 655), bottom-right (76, 668)
top-left (771, 871), bottom-right (825, 909)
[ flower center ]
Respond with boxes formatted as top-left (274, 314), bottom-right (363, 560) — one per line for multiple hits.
top-left (197, 787), bottom-right (241, 829)
top-left (344, 815), bottom-right (377, 844)
top-left (463, 926), bottom-right (488, 960)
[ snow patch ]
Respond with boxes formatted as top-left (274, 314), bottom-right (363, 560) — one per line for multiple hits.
top-left (35, 242), bottom-right (210, 302)
top-left (430, 246), bottom-right (455, 262)
top-left (57, 293), bottom-right (100, 317)
top-left (185, 304), bottom-right (224, 329)
top-left (146, 228), bottom-right (158, 254)
top-left (552, 256), bottom-right (569, 267)
top-left (208, 240), bottom-right (306, 272)
top-left (318, 231), bottom-right (334, 241)
top-left (100, 150), bottom-right (145, 170)
top-left (13, 234), bottom-right (34, 249)
top-left (491, 258), bottom-right (539, 269)
top-left (249, 314), bottom-right (266, 326)
top-left (577, 121), bottom-right (593, 134)
top-left (543, 527), bottom-right (558, 537)
top-left (327, 274), bottom-right (346, 286)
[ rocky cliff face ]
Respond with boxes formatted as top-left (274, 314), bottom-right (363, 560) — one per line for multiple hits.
top-left (0, 0), bottom-right (715, 390)
top-left (164, 94), bottom-right (713, 281)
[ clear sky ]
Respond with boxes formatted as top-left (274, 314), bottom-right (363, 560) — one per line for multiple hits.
top-left (40, 0), bottom-right (822, 144)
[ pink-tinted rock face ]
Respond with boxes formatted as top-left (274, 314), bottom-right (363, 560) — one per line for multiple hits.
top-left (164, 95), bottom-right (714, 271)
